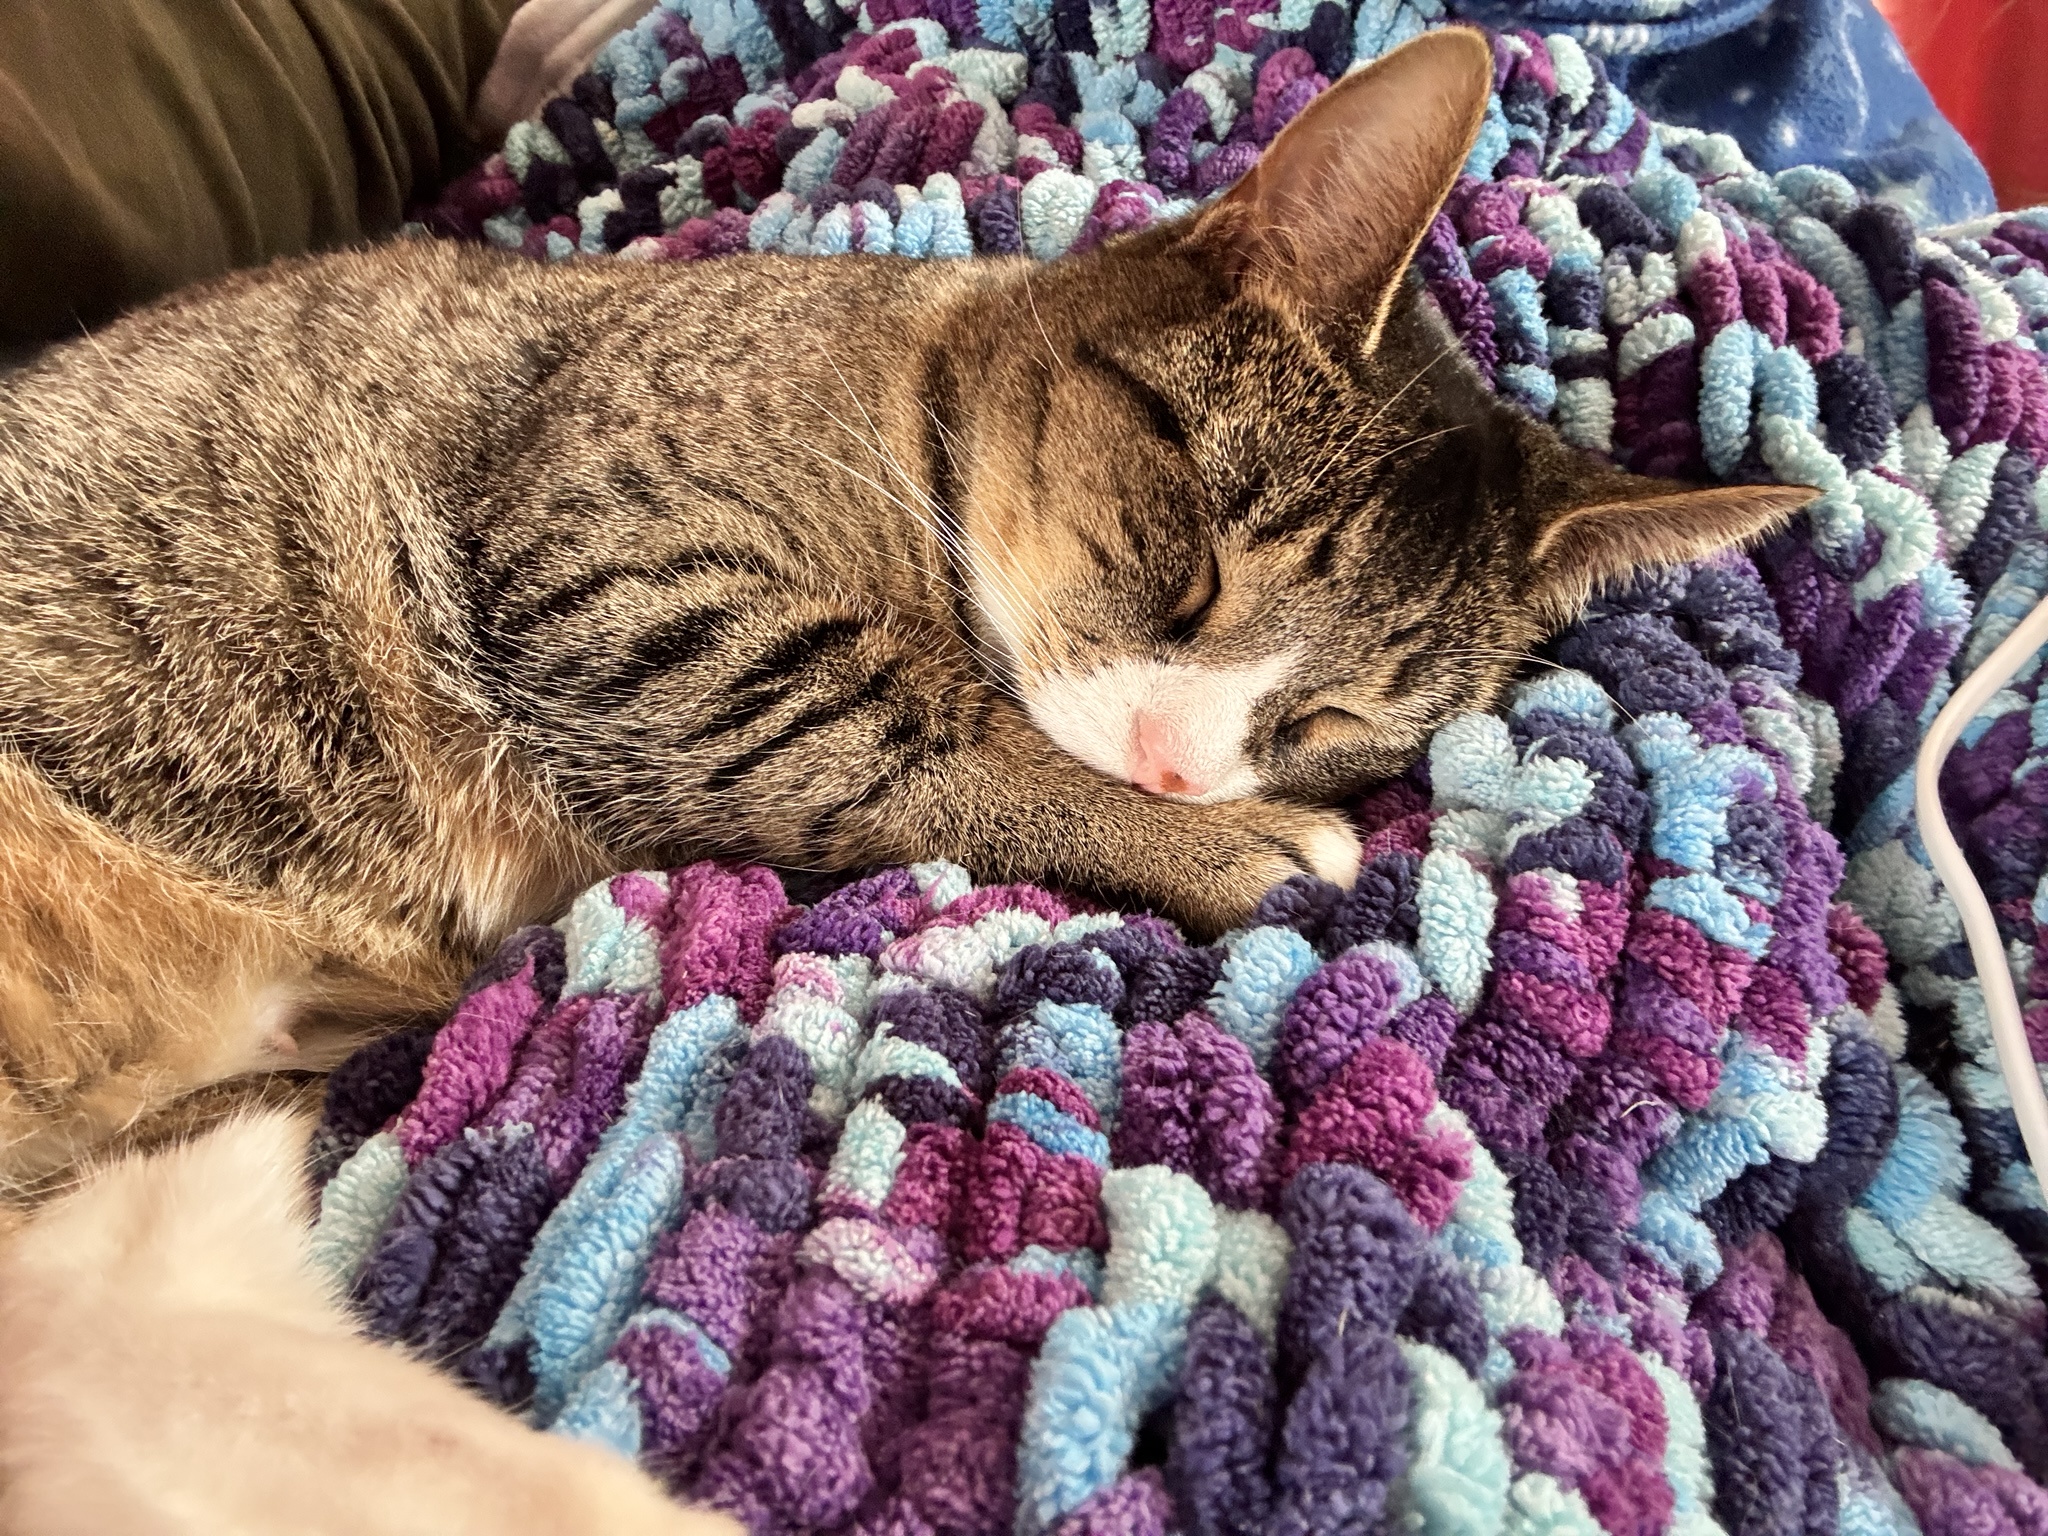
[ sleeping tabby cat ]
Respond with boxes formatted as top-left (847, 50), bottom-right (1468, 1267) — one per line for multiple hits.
top-left (0, 29), bottom-right (1811, 1531)
top-left (0, 31), bottom-right (1804, 1188)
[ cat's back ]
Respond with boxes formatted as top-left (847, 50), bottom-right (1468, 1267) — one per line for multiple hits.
top-left (0, 236), bottom-right (772, 714)
top-left (0, 234), bottom-right (943, 444)
top-left (0, 239), bottom-right (579, 821)
top-left (0, 235), bottom-right (951, 570)
top-left (1, 239), bottom-right (616, 499)
top-left (0, 236), bottom-right (963, 1187)
top-left (0, 241), bottom-right (629, 1007)
top-left (0, 236), bottom-right (943, 877)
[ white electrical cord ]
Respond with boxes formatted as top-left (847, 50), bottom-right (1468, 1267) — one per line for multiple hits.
top-left (1914, 590), bottom-right (2048, 1207)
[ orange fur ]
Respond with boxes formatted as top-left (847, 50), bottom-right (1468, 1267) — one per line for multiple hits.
top-left (0, 741), bottom-right (598, 1194)
top-left (0, 756), bottom-right (326, 1189)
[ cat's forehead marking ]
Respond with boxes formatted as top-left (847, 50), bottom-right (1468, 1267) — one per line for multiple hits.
top-left (1022, 649), bottom-right (1302, 805)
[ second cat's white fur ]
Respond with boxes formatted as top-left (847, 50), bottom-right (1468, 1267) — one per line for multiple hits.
top-left (0, 1112), bottom-right (739, 1536)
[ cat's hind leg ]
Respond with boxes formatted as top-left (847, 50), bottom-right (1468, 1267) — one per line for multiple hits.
top-left (0, 1107), bottom-right (740, 1536)
top-left (0, 754), bottom-right (463, 1198)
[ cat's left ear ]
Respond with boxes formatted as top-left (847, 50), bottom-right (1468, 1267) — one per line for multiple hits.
top-left (1193, 28), bottom-right (1497, 342)
top-left (1526, 464), bottom-right (1816, 619)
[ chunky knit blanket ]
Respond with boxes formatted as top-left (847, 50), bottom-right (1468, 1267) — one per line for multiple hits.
top-left (331, 7), bottom-right (2048, 1534)
top-left (1457, 0), bottom-right (1998, 225)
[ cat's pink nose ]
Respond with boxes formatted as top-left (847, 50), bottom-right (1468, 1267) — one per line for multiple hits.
top-left (1128, 713), bottom-right (1207, 798)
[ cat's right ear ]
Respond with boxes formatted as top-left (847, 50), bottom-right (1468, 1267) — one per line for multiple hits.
top-left (1191, 28), bottom-right (1496, 344)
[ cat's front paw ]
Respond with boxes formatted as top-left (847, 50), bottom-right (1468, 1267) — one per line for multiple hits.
top-left (1289, 810), bottom-right (1367, 888)
top-left (1155, 799), bottom-right (1363, 937)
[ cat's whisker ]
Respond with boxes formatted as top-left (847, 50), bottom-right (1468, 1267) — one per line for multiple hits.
top-left (758, 429), bottom-right (1026, 700)
top-left (772, 407), bottom-right (946, 540)
top-left (1354, 422), bottom-right (1469, 470)
top-left (71, 315), bottom-right (116, 372)
top-left (849, 415), bottom-right (1069, 680)
top-left (960, 516), bottom-right (1076, 675)
top-left (1292, 420), bottom-right (1374, 505)
top-left (1423, 645), bottom-right (1564, 666)
top-left (1022, 272), bottom-right (1065, 378)
top-left (1294, 336), bottom-right (1469, 503)
top-left (1348, 335), bottom-right (1469, 445)
top-left (912, 424), bottom-right (1080, 676)
top-left (1299, 418), bottom-right (1472, 509)
top-left (864, 406), bottom-right (1054, 672)
top-left (775, 449), bottom-right (982, 619)
top-left (793, 381), bottom-right (982, 589)
top-left (809, 371), bottom-right (1040, 681)
top-left (802, 360), bottom-right (1014, 663)
top-left (1422, 647), bottom-right (1568, 672)
top-left (1417, 647), bottom-right (1640, 722)
top-left (767, 431), bottom-right (978, 599)
top-left (916, 404), bottom-right (1079, 668)
top-left (810, 350), bottom-right (953, 533)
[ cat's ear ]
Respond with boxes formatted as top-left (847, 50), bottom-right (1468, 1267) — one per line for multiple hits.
top-left (1527, 467), bottom-right (1816, 618)
top-left (1194, 28), bottom-right (1496, 340)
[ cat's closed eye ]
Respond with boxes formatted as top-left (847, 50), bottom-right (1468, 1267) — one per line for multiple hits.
top-left (1166, 547), bottom-right (1218, 641)
top-left (1280, 707), bottom-right (1370, 752)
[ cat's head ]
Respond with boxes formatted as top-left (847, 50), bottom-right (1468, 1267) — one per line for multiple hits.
top-left (936, 29), bottom-right (1810, 805)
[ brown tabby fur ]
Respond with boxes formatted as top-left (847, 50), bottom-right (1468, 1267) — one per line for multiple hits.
top-left (0, 32), bottom-right (1809, 1190)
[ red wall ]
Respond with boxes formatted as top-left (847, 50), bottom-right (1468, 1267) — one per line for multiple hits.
top-left (1875, 0), bottom-right (2048, 211)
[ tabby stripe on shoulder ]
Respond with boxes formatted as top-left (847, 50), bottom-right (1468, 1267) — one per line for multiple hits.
top-left (724, 617), bottom-right (866, 696)
top-left (493, 549), bottom-right (784, 638)
top-left (701, 661), bottom-right (907, 796)
top-left (585, 606), bottom-right (737, 704)
top-left (681, 619), bottom-right (871, 745)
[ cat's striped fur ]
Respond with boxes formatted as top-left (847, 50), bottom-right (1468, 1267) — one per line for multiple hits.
top-left (0, 32), bottom-right (1806, 1192)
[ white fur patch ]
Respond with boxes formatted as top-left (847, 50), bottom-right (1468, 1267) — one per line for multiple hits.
top-left (1025, 651), bottom-right (1300, 802)
top-left (1299, 817), bottom-right (1365, 887)
top-left (246, 981), bottom-right (304, 1064)
top-left (0, 1112), bottom-right (743, 1535)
